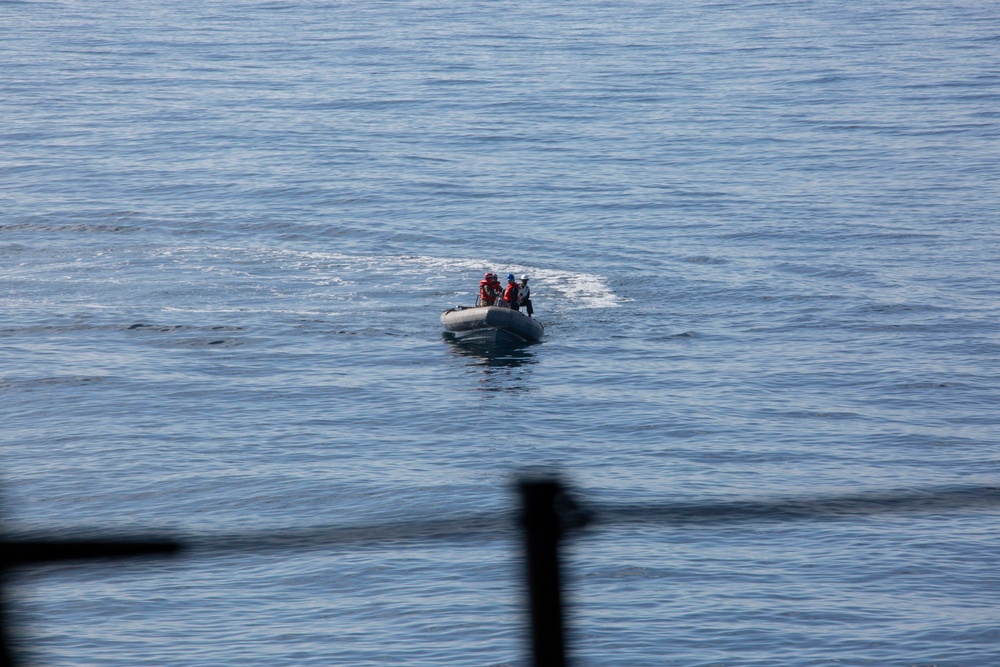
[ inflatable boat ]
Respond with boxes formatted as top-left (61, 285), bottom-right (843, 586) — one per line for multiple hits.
top-left (440, 305), bottom-right (544, 344)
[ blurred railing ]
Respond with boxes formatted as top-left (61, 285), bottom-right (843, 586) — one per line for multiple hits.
top-left (3, 477), bottom-right (999, 667)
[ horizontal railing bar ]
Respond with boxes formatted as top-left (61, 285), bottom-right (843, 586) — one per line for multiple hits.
top-left (3, 513), bottom-right (515, 567)
top-left (5, 485), bottom-right (998, 567)
top-left (2, 539), bottom-right (181, 567)
top-left (591, 484), bottom-right (1000, 528)
top-left (185, 512), bottom-right (515, 553)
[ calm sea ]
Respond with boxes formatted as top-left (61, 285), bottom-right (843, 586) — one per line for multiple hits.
top-left (3, 1), bottom-right (1000, 665)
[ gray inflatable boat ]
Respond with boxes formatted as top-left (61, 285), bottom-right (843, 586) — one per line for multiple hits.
top-left (440, 306), bottom-right (544, 344)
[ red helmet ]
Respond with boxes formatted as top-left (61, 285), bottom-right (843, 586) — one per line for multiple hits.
top-left (484, 272), bottom-right (493, 279)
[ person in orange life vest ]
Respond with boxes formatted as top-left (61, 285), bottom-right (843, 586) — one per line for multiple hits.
top-left (502, 273), bottom-right (520, 309)
top-left (488, 273), bottom-right (503, 304)
top-left (478, 272), bottom-right (501, 306)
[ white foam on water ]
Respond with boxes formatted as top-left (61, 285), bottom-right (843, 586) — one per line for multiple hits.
top-left (394, 254), bottom-right (622, 309)
top-left (152, 246), bottom-right (623, 311)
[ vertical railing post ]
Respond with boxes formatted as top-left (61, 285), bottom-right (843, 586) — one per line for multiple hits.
top-left (1, 575), bottom-right (13, 667)
top-left (519, 477), bottom-right (569, 667)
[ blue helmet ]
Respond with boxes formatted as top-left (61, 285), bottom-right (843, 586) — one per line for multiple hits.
top-left (507, 273), bottom-right (516, 281)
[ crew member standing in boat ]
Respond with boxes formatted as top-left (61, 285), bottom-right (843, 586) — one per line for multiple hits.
top-left (478, 272), bottom-right (501, 306)
top-left (518, 275), bottom-right (533, 317)
top-left (502, 273), bottom-right (520, 309)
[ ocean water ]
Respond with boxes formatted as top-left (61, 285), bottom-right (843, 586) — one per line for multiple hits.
top-left (3, 0), bottom-right (1000, 665)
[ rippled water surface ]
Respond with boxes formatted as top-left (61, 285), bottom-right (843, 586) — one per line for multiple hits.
top-left (3, 1), bottom-right (1000, 665)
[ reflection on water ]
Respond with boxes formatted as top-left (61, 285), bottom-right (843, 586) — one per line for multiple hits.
top-left (443, 333), bottom-right (538, 368)
top-left (443, 333), bottom-right (538, 391)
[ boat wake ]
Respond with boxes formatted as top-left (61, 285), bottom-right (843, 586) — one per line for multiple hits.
top-left (13, 245), bottom-right (623, 331)
top-left (162, 246), bottom-right (622, 312)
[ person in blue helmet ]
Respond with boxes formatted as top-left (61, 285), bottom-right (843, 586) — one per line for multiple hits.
top-left (501, 273), bottom-right (520, 309)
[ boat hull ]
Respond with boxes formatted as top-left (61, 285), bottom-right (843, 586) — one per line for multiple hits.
top-left (440, 306), bottom-right (544, 344)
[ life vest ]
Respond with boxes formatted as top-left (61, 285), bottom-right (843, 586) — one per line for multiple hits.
top-left (480, 280), bottom-right (502, 305)
top-left (504, 282), bottom-right (519, 303)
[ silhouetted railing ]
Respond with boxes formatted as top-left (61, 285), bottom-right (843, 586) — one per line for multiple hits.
top-left (3, 479), bottom-right (999, 667)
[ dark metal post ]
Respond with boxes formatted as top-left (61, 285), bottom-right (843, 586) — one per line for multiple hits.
top-left (519, 478), bottom-right (568, 667)
top-left (1, 576), bottom-right (14, 667)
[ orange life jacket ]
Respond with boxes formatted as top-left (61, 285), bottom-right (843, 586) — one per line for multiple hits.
top-left (480, 280), bottom-right (497, 304)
